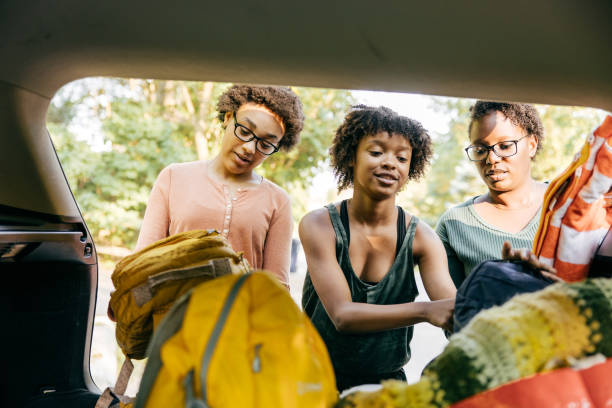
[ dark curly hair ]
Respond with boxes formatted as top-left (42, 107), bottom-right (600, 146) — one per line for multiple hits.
top-left (468, 101), bottom-right (544, 156)
top-left (330, 105), bottom-right (433, 191)
top-left (216, 84), bottom-right (305, 151)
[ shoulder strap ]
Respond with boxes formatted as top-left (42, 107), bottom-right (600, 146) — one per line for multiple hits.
top-left (133, 289), bottom-right (194, 408)
top-left (197, 274), bottom-right (251, 407)
top-left (135, 274), bottom-right (251, 408)
top-left (95, 358), bottom-right (134, 408)
top-left (395, 207), bottom-right (406, 257)
top-left (404, 214), bottom-right (419, 253)
top-left (325, 203), bottom-right (349, 259)
top-left (340, 199), bottom-right (350, 244)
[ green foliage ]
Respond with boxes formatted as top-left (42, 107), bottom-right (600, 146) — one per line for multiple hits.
top-left (259, 87), bottom-right (354, 222)
top-left (91, 97), bottom-right (197, 245)
top-left (534, 106), bottom-right (605, 181)
top-left (49, 79), bottom-right (354, 248)
top-left (50, 78), bottom-right (604, 248)
top-left (399, 97), bottom-right (481, 226)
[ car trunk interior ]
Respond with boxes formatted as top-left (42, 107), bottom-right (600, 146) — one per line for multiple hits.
top-left (1, 1), bottom-right (610, 406)
top-left (0, 84), bottom-right (98, 407)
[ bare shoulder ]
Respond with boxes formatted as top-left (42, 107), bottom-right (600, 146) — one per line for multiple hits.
top-left (299, 207), bottom-right (337, 248)
top-left (412, 217), bottom-right (444, 258)
top-left (300, 207), bottom-right (333, 234)
top-left (413, 218), bottom-right (438, 242)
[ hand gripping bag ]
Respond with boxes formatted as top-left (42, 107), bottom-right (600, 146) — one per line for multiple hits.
top-left (133, 272), bottom-right (338, 408)
top-left (453, 260), bottom-right (553, 332)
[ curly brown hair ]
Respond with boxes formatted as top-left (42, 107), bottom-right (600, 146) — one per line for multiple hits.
top-left (216, 84), bottom-right (304, 151)
top-left (330, 105), bottom-right (433, 191)
top-left (468, 101), bottom-right (544, 156)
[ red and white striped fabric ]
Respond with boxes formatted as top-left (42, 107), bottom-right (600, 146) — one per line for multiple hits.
top-left (533, 115), bottom-right (612, 282)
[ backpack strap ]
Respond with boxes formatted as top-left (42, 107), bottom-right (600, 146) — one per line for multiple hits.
top-left (133, 289), bottom-right (194, 408)
top-left (95, 358), bottom-right (134, 408)
top-left (185, 273), bottom-right (251, 408)
top-left (134, 274), bottom-right (251, 408)
top-left (131, 259), bottom-right (233, 307)
top-left (183, 371), bottom-right (207, 408)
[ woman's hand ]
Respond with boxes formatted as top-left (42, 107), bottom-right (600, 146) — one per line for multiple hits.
top-left (424, 298), bottom-right (455, 332)
top-left (501, 241), bottom-right (563, 282)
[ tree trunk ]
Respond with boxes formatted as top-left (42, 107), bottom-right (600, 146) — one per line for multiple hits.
top-left (193, 82), bottom-right (215, 161)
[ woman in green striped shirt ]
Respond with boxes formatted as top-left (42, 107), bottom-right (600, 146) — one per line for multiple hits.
top-left (436, 102), bottom-right (548, 289)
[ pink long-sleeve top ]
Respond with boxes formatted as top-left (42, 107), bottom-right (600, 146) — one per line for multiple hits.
top-left (136, 160), bottom-right (293, 287)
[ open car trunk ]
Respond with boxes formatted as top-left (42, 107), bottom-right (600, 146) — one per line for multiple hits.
top-left (1, 0), bottom-right (610, 406)
top-left (0, 83), bottom-right (99, 407)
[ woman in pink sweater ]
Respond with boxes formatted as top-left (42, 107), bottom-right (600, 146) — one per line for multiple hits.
top-left (136, 85), bottom-right (305, 287)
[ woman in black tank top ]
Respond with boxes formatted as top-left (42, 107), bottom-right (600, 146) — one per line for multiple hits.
top-left (300, 106), bottom-right (456, 391)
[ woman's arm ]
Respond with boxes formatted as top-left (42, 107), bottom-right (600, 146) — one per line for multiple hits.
top-left (412, 220), bottom-right (457, 329)
top-left (435, 220), bottom-right (467, 288)
top-left (447, 251), bottom-right (467, 289)
top-left (414, 221), bottom-right (457, 298)
top-left (300, 210), bottom-right (454, 333)
top-left (135, 166), bottom-right (171, 251)
top-left (261, 197), bottom-right (292, 288)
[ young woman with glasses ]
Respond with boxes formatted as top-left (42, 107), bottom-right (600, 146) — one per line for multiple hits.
top-left (435, 101), bottom-right (547, 289)
top-left (135, 85), bottom-right (304, 287)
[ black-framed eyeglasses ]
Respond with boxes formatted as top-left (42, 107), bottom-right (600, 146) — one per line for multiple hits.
top-left (232, 112), bottom-right (280, 156)
top-left (464, 135), bottom-right (530, 161)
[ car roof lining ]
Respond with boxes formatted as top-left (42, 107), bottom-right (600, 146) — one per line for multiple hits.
top-left (1, 0), bottom-right (611, 110)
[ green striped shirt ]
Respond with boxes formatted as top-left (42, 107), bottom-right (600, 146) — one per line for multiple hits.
top-left (435, 197), bottom-right (542, 288)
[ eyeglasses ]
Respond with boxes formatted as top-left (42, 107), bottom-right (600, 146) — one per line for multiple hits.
top-left (464, 135), bottom-right (530, 161)
top-left (232, 112), bottom-right (279, 156)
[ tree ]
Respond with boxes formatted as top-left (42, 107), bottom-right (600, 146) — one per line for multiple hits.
top-left (53, 79), bottom-right (604, 248)
top-left (533, 106), bottom-right (605, 181)
top-left (49, 78), bottom-right (354, 248)
top-left (398, 97), bottom-right (480, 227)
top-left (260, 86), bottom-right (354, 223)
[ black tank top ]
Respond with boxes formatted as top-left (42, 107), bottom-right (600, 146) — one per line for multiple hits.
top-left (302, 202), bottom-right (419, 380)
top-left (340, 199), bottom-right (406, 260)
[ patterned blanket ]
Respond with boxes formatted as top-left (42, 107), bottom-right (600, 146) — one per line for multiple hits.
top-left (337, 278), bottom-right (612, 407)
top-left (533, 116), bottom-right (612, 281)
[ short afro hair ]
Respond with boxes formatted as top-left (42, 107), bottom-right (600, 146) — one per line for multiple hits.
top-left (216, 84), bottom-right (305, 151)
top-left (468, 101), bottom-right (544, 156)
top-left (330, 105), bottom-right (433, 191)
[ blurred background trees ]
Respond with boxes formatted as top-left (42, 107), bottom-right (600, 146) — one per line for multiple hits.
top-left (48, 78), bottom-right (606, 251)
top-left (48, 79), bottom-right (353, 249)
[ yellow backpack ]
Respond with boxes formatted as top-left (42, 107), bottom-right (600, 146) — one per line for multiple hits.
top-left (97, 230), bottom-right (250, 408)
top-left (109, 229), bottom-right (251, 359)
top-left (132, 272), bottom-right (338, 408)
